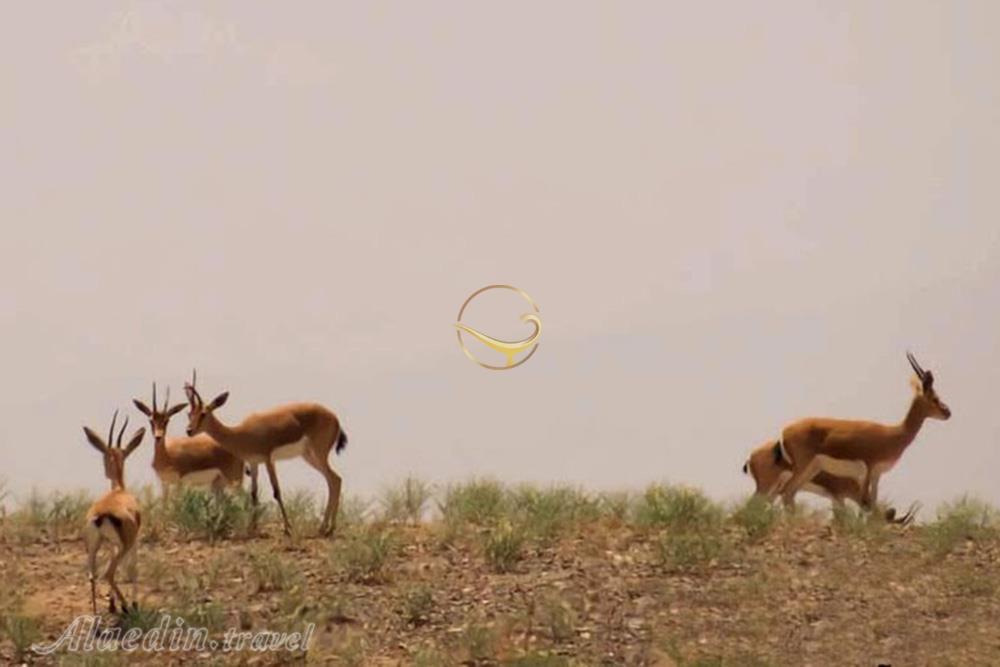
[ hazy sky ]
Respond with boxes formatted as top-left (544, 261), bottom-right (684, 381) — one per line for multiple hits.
top-left (2, 2), bottom-right (998, 512)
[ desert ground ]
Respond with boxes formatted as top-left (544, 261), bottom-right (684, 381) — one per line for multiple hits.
top-left (1, 480), bottom-right (998, 666)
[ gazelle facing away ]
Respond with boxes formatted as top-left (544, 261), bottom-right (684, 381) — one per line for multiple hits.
top-left (184, 372), bottom-right (348, 537)
top-left (133, 383), bottom-right (250, 501)
top-left (742, 440), bottom-right (919, 525)
top-left (83, 411), bottom-right (145, 615)
top-left (775, 352), bottom-right (950, 510)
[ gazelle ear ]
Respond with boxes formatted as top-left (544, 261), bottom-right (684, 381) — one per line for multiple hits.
top-left (909, 375), bottom-right (923, 394)
top-left (133, 400), bottom-right (152, 417)
top-left (83, 427), bottom-right (108, 454)
top-left (208, 392), bottom-right (229, 410)
top-left (167, 403), bottom-right (187, 418)
top-left (123, 427), bottom-right (146, 458)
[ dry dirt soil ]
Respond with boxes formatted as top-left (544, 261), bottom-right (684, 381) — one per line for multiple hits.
top-left (1, 515), bottom-right (999, 666)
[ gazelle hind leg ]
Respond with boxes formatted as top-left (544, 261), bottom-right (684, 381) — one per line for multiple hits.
top-left (103, 546), bottom-right (128, 614)
top-left (780, 456), bottom-right (824, 507)
top-left (304, 446), bottom-right (341, 536)
top-left (85, 528), bottom-right (101, 615)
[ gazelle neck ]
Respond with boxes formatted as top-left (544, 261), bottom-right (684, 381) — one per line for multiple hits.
top-left (201, 411), bottom-right (235, 444)
top-left (153, 433), bottom-right (169, 465)
top-left (109, 469), bottom-right (126, 492)
top-left (892, 394), bottom-right (928, 450)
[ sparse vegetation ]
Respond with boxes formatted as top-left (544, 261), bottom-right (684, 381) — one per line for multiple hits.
top-left (1, 613), bottom-right (41, 662)
top-left (922, 496), bottom-right (999, 557)
top-left (439, 479), bottom-right (509, 526)
top-left (166, 487), bottom-right (261, 543)
top-left (2, 483), bottom-right (999, 665)
top-left (730, 495), bottom-right (779, 542)
top-left (634, 484), bottom-right (724, 531)
top-left (380, 477), bottom-right (433, 524)
top-left (483, 519), bottom-right (526, 573)
top-left (401, 585), bottom-right (434, 626)
top-left (333, 525), bottom-right (397, 584)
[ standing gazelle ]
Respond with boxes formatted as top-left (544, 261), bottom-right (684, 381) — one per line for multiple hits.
top-left (775, 351), bottom-right (951, 510)
top-left (83, 411), bottom-right (145, 615)
top-left (133, 383), bottom-right (249, 501)
top-left (184, 372), bottom-right (348, 537)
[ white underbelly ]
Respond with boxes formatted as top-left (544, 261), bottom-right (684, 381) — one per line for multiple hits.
top-left (816, 456), bottom-right (868, 484)
top-left (870, 460), bottom-right (896, 476)
top-left (271, 438), bottom-right (307, 462)
top-left (180, 469), bottom-right (223, 486)
top-left (801, 482), bottom-right (834, 500)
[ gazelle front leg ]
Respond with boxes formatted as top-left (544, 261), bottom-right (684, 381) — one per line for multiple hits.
top-left (264, 460), bottom-right (292, 536)
top-left (780, 456), bottom-right (824, 508)
top-left (863, 472), bottom-right (882, 510)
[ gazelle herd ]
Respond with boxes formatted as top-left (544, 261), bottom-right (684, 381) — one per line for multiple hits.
top-left (81, 353), bottom-right (947, 615)
top-left (82, 371), bottom-right (349, 614)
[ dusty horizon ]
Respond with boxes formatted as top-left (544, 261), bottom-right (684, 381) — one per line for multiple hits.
top-left (2, 3), bottom-right (998, 513)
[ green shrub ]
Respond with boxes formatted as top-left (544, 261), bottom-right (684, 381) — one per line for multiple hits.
top-left (401, 586), bottom-right (434, 626)
top-left (509, 485), bottom-right (599, 542)
top-left (381, 477), bottom-right (433, 524)
top-left (246, 548), bottom-right (300, 593)
top-left (597, 491), bottom-right (633, 522)
top-left (658, 530), bottom-right (727, 571)
top-left (483, 520), bottom-right (525, 573)
top-left (333, 526), bottom-right (397, 584)
top-left (166, 487), bottom-right (259, 542)
top-left (731, 496), bottom-right (779, 541)
top-left (336, 495), bottom-right (371, 529)
top-left (439, 479), bottom-right (508, 526)
top-left (460, 625), bottom-right (497, 663)
top-left (634, 484), bottom-right (724, 531)
top-left (283, 489), bottom-right (323, 536)
top-left (1, 613), bottom-right (41, 662)
top-left (922, 496), bottom-right (999, 557)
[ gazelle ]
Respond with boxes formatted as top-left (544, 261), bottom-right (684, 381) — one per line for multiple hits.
top-left (775, 351), bottom-right (950, 510)
top-left (184, 371), bottom-right (348, 537)
top-left (133, 383), bottom-right (252, 501)
top-left (82, 411), bottom-right (145, 615)
top-left (742, 440), bottom-right (919, 525)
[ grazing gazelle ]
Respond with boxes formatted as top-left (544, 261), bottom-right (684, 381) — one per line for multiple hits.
top-left (82, 411), bottom-right (145, 614)
top-left (184, 371), bottom-right (348, 537)
top-left (742, 440), bottom-right (919, 525)
top-left (775, 351), bottom-right (950, 510)
top-left (133, 383), bottom-right (251, 501)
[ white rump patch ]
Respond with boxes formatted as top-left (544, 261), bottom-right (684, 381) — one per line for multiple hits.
top-left (87, 517), bottom-right (123, 546)
top-left (271, 438), bottom-right (308, 462)
top-left (778, 435), bottom-right (793, 467)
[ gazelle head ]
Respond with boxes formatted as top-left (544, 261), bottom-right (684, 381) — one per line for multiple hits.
top-left (184, 369), bottom-right (229, 437)
top-left (743, 440), bottom-right (790, 498)
top-left (133, 383), bottom-right (187, 441)
top-left (907, 351), bottom-right (951, 420)
top-left (83, 410), bottom-right (145, 487)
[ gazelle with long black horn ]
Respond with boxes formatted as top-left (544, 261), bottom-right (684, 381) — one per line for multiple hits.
top-left (774, 351), bottom-right (951, 510)
top-left (184, 370), bottom-right (349, 537)
top-left (133, 383), bottom-right (251, 502)
top-left (82, 410), bottom-right (145, 615)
